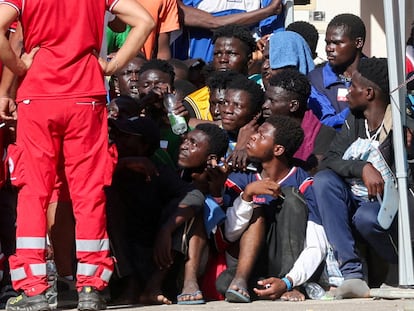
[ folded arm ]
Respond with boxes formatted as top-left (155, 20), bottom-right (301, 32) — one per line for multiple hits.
top-left (178, 0), bottom-right (282, 30)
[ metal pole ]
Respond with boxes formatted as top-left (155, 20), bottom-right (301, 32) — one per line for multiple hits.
top-left (383, 0), bottom-right (414, 285)
top-left (284, 0), bottom-right (294, 27)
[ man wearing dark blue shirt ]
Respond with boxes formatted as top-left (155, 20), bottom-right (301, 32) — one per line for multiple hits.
top-left (307, 14), bottom-right (366, 130)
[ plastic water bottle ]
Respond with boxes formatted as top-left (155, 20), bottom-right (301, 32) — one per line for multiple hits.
top-left (303, 282), bottom-right (326, 300)
top-left (163, 93), bottom-right (187, 135)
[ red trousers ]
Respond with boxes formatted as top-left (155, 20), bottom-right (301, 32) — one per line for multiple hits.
top-left (9, 97), bottom-right (114, 296)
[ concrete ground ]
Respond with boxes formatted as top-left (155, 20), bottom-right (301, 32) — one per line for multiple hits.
top-left (84, 299), bottom-right (414, 311)
top-left (55, 289), bottom-right (414, 311)
top-left (44, 284), bottom-right (414, 311)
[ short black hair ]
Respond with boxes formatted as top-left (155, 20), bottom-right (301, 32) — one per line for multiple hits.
top-left (357, 57), bottom-right (389, 97)
top-left (168, 58), bottom-right (189, 80)
top-left (268, 68), bottom-right (311, 115)
top-left (174, 79), bottom-right (198, 98)
top-left (287, 21), bottom-right (319, 58)
top-left (328, 13), bottom-right (366, 42)
top-left (265, 115), bottom-right (304, 159)
top-left (195, 123), bottom-right (229, 159)
top-left (115, 55), bottom-right (147, 75)
top-left (206, 71), bottom-right (243, 90)
top-left (212, 25), bottom-right (256, 55)
top-left (138, 59), bottom-right (175, 86)
top-left (226, 76), bottom-right (264, 114)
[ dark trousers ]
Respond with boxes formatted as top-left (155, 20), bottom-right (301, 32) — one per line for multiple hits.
top-left (313, 169), bottom-right (398, 280)
top-left (216, 186), bottom-right (308, 294)
top-left (263, 186), bottom-right (308, 278)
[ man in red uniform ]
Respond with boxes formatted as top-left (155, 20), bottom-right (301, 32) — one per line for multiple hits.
top-left (0, 1), bottom-right (154, 311)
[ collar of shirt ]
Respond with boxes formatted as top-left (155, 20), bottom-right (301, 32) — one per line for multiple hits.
top-left (322, 63), bottom-right (346, 89)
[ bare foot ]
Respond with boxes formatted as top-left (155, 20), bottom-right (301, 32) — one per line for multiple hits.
top-left (139, 291), bottom-right (172, 305)
top-left (138, 269), bottom-right (171, 305)
top-left (280, 289), bottom-right (305, 301)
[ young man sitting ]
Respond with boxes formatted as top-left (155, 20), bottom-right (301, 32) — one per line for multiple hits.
top-left (219, 115), bottom-right (329, 302)
top-left (313, 58), bottom-right (398, 298)
top-left (176, 123), bottom-right (229, 304)
top-left (106, 116), bottom-right (204, 305)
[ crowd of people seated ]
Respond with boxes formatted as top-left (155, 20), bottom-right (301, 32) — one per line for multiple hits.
top-left (0, 2), bottom-right (413, 310)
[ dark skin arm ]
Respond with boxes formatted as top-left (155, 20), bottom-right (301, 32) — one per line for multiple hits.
top-left (227, 117), bottom-right (260, 171)
top-left (242, 178), bottom-right (281, 202)
top-left (138, 88), bottom-right (188, 123)
top-left (362, 162), bottom-right (384, 198)
top-left (191, 155), bottom-right (229, 196)
top-left (153, 202), bottom-right (196, 269)
top-left (178, 0), bottom-right (282, 30)
top-left (157, 32), bottom-right (172, 60)
top-left (253, 276), bottom-right (293, 300)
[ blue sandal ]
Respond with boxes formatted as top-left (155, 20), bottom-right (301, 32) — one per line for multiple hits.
top-left (225, 287), bottom-right (251, 303)
top-left (177, 290), bottom-right (205, 305)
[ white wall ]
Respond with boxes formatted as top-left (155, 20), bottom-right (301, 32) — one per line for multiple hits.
top-left (290, 0), bottom-right (414, 61)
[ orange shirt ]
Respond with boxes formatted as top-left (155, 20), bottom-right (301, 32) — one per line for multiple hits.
top-left (138, 0), bottom-right (180, 59)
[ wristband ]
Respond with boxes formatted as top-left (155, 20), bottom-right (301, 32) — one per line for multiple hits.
top-left (281, 277), bottom-right (292, 291)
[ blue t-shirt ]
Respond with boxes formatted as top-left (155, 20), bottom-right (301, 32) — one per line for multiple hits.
top-left (224, 166), bottom-right (321, 225)
top-left (172, 0), bottom-right (285, 62)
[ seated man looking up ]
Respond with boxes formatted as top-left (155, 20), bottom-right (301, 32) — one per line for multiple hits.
top-left (219, 115), bottom-right (319, 302)
top-left (313, 58), bottom-right (398, 299)
top-left (106, 116), bottom-right (204, 305)
top-left (176, 123), bottom-right (229, 304)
